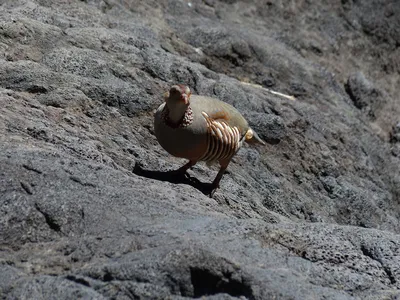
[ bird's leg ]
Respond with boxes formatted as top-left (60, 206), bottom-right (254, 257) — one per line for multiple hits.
top-left (209, 159), bottom-right (230, 197)
top-left (172, 160), bottom-right (197, 175)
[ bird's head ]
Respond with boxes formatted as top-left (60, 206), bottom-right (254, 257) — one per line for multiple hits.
top-left (165, 84), bottom-right (191, 107)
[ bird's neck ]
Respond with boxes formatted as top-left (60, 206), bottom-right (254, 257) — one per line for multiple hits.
top-left (162, 103), bottom-right (193, 128)
top-left (166, 102), bottom-right (189, 124)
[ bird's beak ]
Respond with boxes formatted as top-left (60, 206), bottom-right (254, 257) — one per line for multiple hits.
top-left (182, 93), bottom-right (190, 105)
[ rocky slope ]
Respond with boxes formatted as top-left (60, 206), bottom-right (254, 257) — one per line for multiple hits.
top-left (1, 0), bottom-right (400, 299)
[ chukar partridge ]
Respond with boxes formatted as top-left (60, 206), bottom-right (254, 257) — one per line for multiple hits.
top-left (154, 84), bottom-right (265, 196)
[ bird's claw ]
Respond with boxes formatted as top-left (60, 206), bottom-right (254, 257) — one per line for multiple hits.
top-left (168, 168), bottom-right (189, 180)
top-left (209, 188), bottom-right (216, 198)
top-left (208, 183), bottom-right (220, 198)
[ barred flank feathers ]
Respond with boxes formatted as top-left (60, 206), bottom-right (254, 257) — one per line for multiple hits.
top-left (199, 112), bottom-right (242, 164)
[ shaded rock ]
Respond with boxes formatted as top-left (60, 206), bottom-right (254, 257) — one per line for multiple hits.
top-left (390, 122), bottom-right (400, 143)
top-left (247, 113), bottom-right (287, 144)
top-left (351, 0), bottom-right (400, 47)
top-left (6, 275), bottom-right (107, 300)
top-left (345, 72), bottom-right (387, 118)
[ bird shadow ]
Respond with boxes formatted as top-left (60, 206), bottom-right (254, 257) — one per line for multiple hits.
top-left (133, 164), bottom-right (214, 196)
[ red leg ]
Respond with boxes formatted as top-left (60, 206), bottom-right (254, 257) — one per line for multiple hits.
top-left (209, 158), bottom-right (231, 197)
top-left (173, 160), bottom-right (197, 174)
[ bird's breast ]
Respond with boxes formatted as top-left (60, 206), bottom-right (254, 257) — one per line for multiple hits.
top-left (154, 107), bottom-right (208, 160)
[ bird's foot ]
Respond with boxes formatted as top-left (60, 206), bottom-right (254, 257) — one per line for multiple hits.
top-left (168, 161), bottom-right (195, 179)
top-left (209, 188), bottom-right (217, 198)
top-left (166, 168), bottom-right (190, 181)
top-left (208, 183), bottom-right (220, 198)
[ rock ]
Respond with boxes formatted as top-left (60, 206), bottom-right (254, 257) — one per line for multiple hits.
top-left (345, 72), bottom-right (387, 118)
top-left (5, 274), bottom-right (107, 299)
top-left (390, 122), bottom-right (400, 143)
top-left (247, 113), bottom-right (287, 144)
top-left (1, 0), bottom-right (400, 299)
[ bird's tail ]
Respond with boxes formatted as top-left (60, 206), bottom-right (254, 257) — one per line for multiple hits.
top-left (245, 128), bottom-right (266, 145)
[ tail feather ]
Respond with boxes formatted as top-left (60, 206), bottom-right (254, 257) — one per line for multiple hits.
top-left (245, 128), bottom-right (266, 145)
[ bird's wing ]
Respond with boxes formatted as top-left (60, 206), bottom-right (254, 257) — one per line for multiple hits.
top-left (192, 95), bottom-right (249, 136)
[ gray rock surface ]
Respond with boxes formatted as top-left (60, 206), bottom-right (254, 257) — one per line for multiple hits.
top-left (345, 71), bottom-right (387, 118)
top-left (1, 0), bottom-right (400, 299)
top-left (391, 122), bottom-right (400, 143)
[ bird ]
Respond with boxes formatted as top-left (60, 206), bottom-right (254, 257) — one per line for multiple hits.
top-left (154, 84), bottom-right (265, 196)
